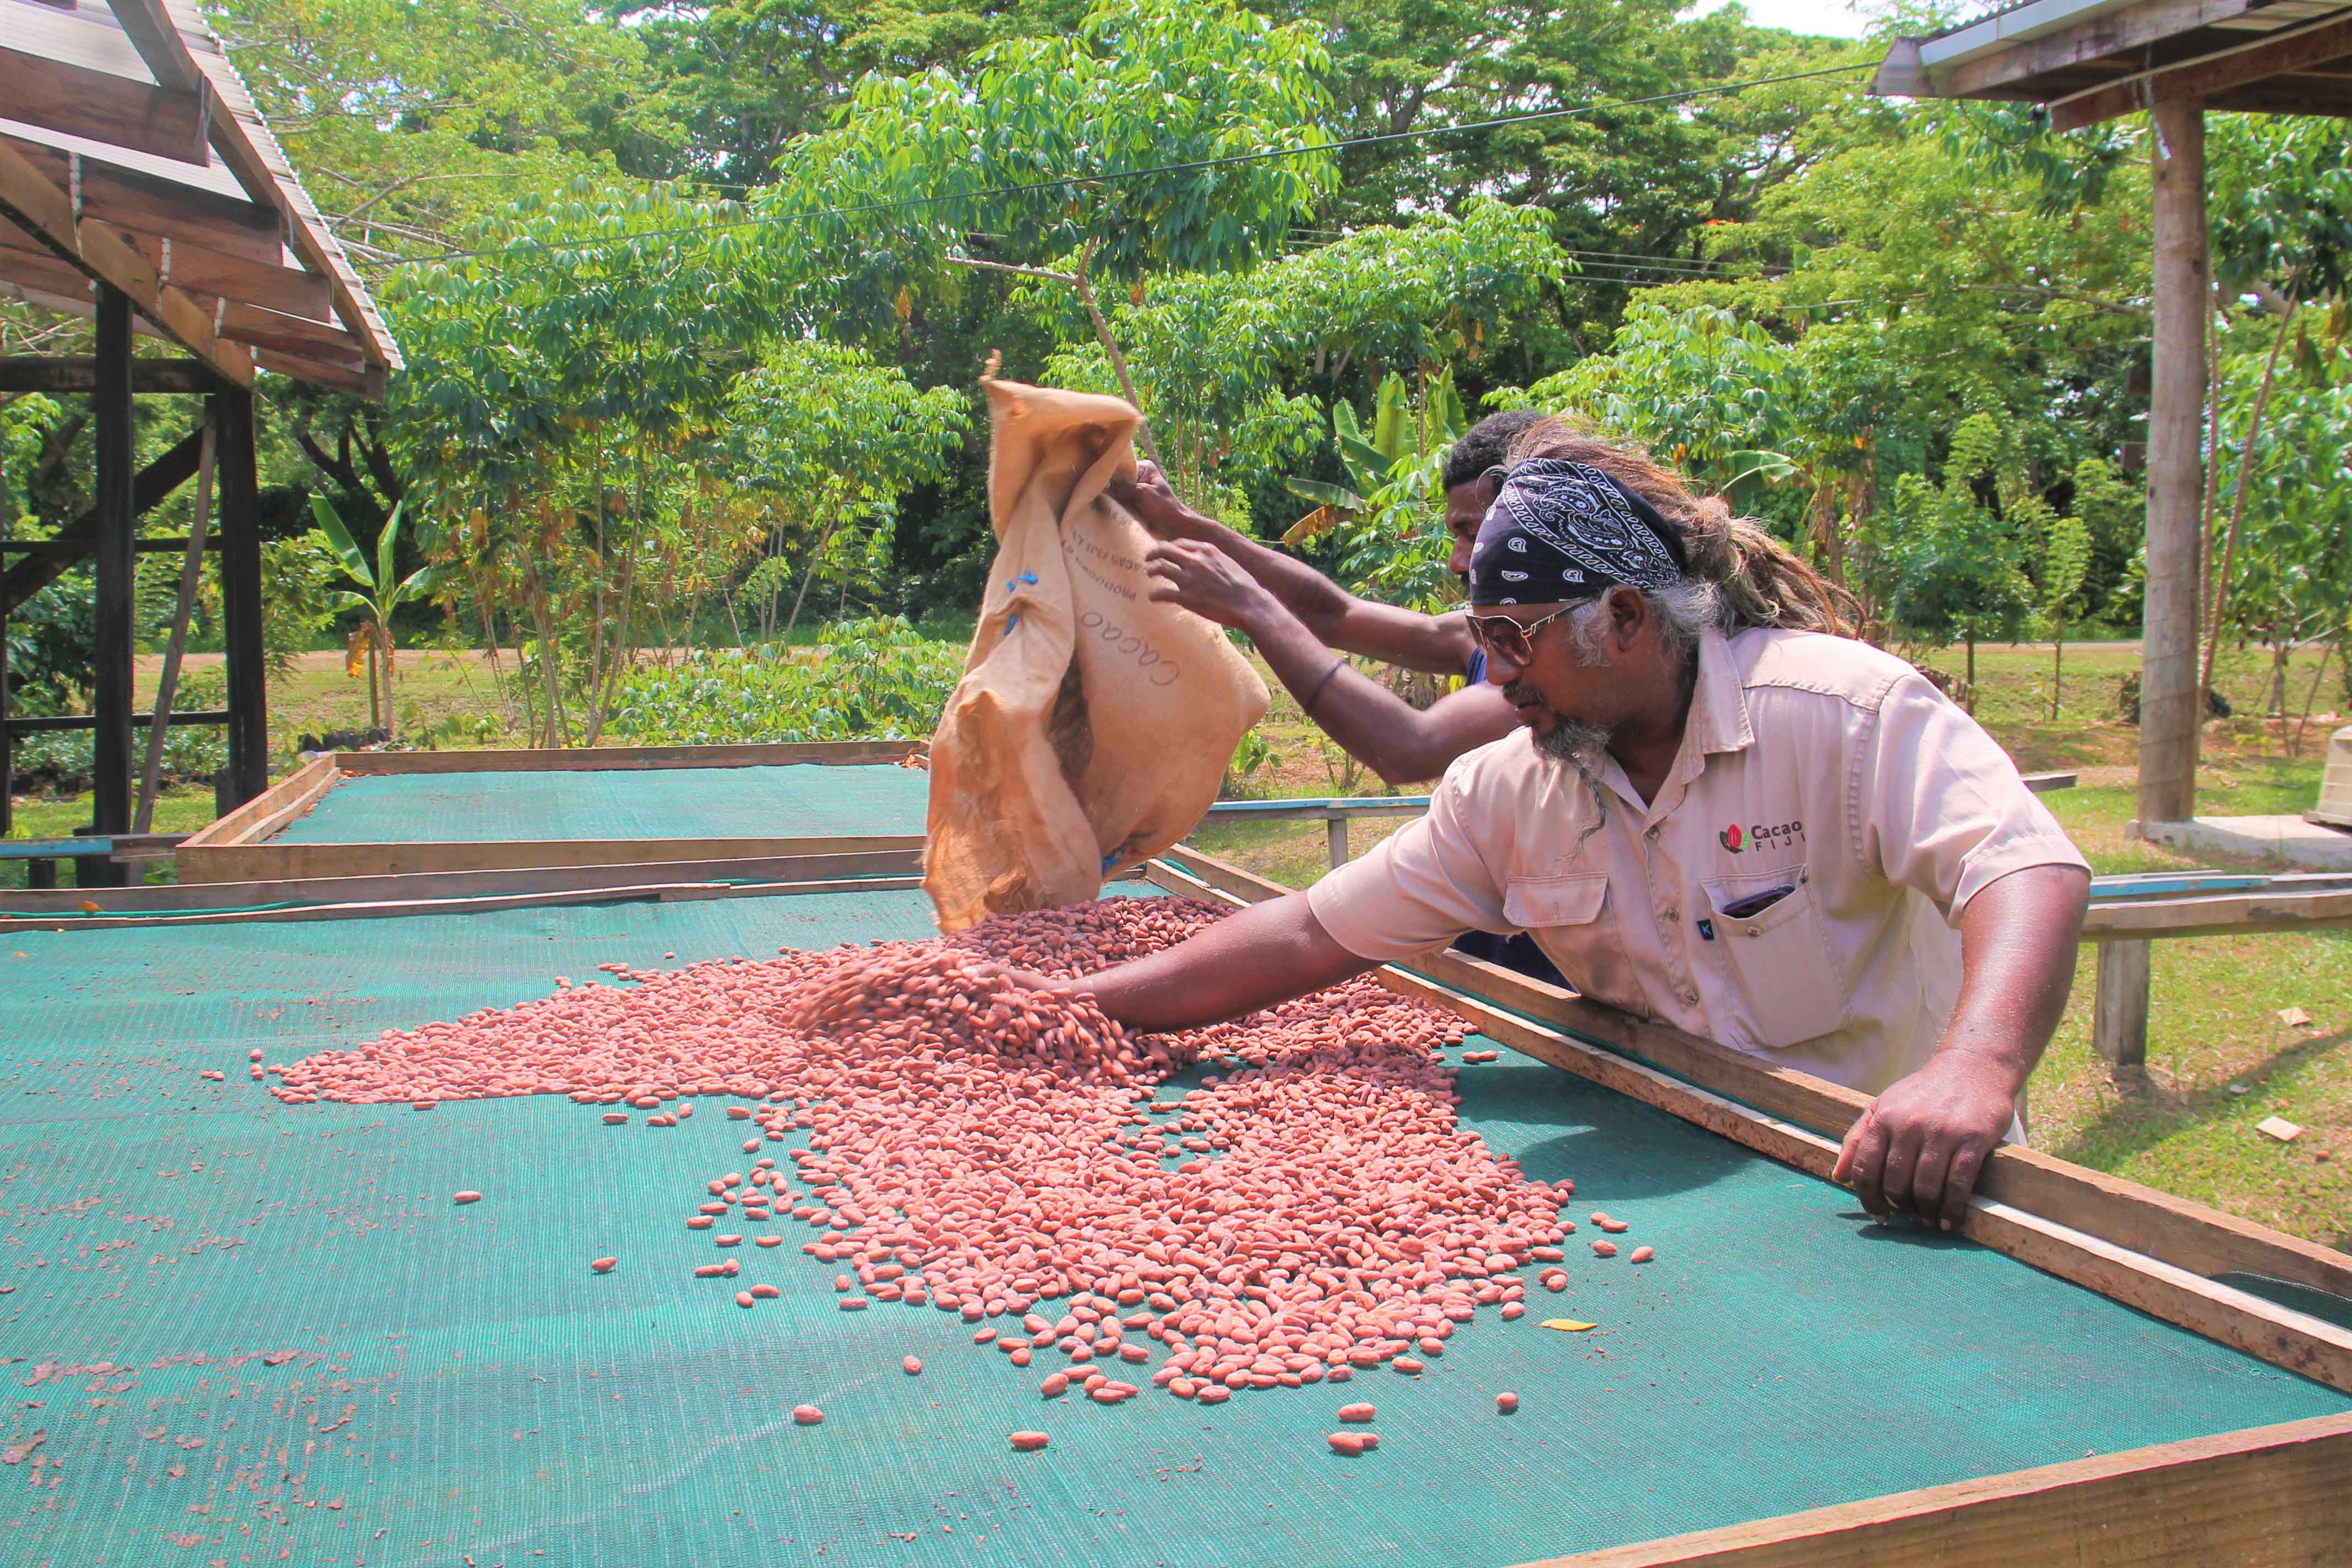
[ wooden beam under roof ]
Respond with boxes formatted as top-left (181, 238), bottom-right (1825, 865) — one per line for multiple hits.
top-left (0, 137), bottom-right (252, 386)
top-left (0, 44), bottom-right (211, 166)
top-left (0, 355), bottom-right (225, 394)
top-left (101, 0), bottom-right (205, 95)
top-left (131, 233), bottom-right (334, 322)
top-left (1938, 0), bottom-right (2273, 99)
top-left (1, 135), bottom-right (285, 268)
top-left (251, 347), bottom-right (385, 402)
top-left (0, 220), bottom-right (333, 322)
top-left (216, 299), bottom-right (367, 364)
top-left (2052, 8), bottom-right (2352, 124)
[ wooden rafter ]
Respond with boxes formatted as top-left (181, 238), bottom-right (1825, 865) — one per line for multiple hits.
top-left (135, 0), bottom-right (401, 372)
top-left (2051, 10), bottom-right (2352, 127)
top-left (0, 42), bottom-right (212, 166)
top-left (0, 0), bottom-right (399, 397)
top-left (1, 135), bottom-right (283, 267)
top-left (0, 138), bottom-right (251, 385)
top-left (4, 220), bottom-right (339, 324)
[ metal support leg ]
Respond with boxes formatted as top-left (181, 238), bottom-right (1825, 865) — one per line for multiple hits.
top-left (2092, 939), bottom-right (2151, 1070)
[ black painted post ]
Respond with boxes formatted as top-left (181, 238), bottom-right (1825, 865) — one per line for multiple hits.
top-left (212, 384), bottom-right (269, 807)
top-left (88, 288), bottom-right (137, 888)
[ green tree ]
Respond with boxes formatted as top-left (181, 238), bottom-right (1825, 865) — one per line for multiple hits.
top-left (1883, 413), bottom-right (2036, 703)
top-left (388, 180), bottom-right (773, 744)
top-left (311, 497), bottom-right (442, 736)
top-left (1039, 199), bottom-right (1565, 507)
top-left (754, 0), bottom-right (1337, 469)
top-left (2038, 512), bottom-right (2092, 718)
top-left (721, 341), bottom-right (972, 644)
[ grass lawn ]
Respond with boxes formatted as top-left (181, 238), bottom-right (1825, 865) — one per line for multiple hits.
top-left (8, 628), bottom-right (2345, 1246)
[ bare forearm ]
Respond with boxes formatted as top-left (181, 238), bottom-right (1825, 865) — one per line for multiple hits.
top-left (1945, 863), bottom-right (2093, 1088)
top-left (1237, 605), bottom-right (1511, 785)
top-left (1086, 895), bottom-right (1375, 1032)
top-left (1162, 506), bottom-right (1358, 638)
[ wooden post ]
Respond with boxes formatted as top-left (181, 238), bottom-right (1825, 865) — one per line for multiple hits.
top-left (211, 385), bottom-right (268, 808)
top-left (2138, 97), bottom-right (2208, 832)
top-left (88, 286), bottom-right (137, 888)
top-left (2092, 939), bottom-right (2152, 1071)
top-left (1327, 815), bottom-right (1349, 869)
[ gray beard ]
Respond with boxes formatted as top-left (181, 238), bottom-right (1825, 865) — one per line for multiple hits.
top-left (1532, 715), bottom-right (1615, 850)
top-left (1533, 716), bottom-right (1614, 769)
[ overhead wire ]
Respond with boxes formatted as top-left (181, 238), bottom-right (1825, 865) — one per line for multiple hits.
top-left (355, 61), bottom-right (1877, 273)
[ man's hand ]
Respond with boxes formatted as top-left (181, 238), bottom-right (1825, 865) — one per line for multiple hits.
top-left (1106, 460), bottom-right (1202, 540)
top-left (967, 961), bottom-right (1080, 997)
top-left (1832, 1048), bottom-right (2021, 1231)
top-left (1145, 538), bottom-right (1278, 630)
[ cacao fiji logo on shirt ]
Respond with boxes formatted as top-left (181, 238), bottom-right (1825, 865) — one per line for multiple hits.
top-left (1722, 819), bottom-right (1805, 854)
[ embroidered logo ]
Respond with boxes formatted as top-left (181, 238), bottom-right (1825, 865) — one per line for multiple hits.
top-left (1723, 819), bottom-right (1806, 854)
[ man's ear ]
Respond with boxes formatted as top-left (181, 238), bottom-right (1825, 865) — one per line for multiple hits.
top-left (1606, 584), bottom-right (1647, 649)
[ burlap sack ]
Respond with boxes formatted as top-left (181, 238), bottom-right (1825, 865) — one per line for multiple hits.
top-left (924, 379), bottom-right (1269, 930)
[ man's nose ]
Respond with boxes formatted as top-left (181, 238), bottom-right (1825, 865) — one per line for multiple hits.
top-left (1449, 540), bottom-right (1474, 576)
top-left (1482, 645), bottom-right (1522, 685)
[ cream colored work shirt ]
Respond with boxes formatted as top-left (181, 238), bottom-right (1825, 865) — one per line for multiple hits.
top-left (1306, 628), bottom-right (2089, 1097)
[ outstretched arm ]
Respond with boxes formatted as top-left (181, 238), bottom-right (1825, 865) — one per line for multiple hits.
top-left (1109, 462), bottom-right (1477, 677)
top-left (1029, 894), bottom-right (1375, 1034)
top-left (1144, 538), bottom-right (1517, 785)
top-left (1833, 863), bottom-right (2090, 1227)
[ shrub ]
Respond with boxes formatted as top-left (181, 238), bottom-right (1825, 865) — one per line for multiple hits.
top-left (607, 619), bottom-right (965, 745)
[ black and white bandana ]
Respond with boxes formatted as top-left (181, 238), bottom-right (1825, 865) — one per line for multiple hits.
top-left (1468, 459), bottom-right (1686, 607)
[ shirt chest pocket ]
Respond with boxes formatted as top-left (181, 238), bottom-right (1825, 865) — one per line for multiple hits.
top-left (1501, 873), bottom-right (1649, 1016)
top-left (1699, 867), bottom-right (1847, 1048)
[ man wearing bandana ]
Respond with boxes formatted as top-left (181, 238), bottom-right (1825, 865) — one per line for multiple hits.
top-left (1027, 419), bottom-right (2094, 1229)
top-left (1109, 411), bottom-right (1565, 983)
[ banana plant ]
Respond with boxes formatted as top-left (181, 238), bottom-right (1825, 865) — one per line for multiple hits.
top-left (311, 495), bottom-right (441, 738)
top-left (1283, 368), bottom-right (1465, 545)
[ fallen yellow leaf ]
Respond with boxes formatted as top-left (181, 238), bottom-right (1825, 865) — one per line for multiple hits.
top-left (77, 900), bottom-right (101, 914)
top-left (1541, 1319), bottom-right (1597, 1332)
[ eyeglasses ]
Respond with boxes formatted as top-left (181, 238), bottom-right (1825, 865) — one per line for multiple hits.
top-left (1464, 603), bottom-right (1577, 667)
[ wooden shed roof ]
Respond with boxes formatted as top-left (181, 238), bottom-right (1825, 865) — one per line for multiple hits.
top-left (0, 0), bottom-right (399, 399)
top-left (1874, 0), bottom-right (2352, 130)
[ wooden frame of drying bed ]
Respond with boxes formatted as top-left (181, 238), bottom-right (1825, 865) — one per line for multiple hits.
top-left (1141, 846), bottom-right (2352, 1567)
top-left (9, 838), bottom-right (2346, 1561)
top-left (172, 741), bottom-right (930, 883)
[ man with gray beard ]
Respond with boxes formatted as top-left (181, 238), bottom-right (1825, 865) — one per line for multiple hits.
top-left (1016, 419), bottom-right (2094, 1230)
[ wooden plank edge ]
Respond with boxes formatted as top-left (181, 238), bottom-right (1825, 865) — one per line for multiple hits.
top-left (172, 833), bottom-right (933, 884)
top-left (1516, 1410), bottom-right (2352, 1567)
top-left (324, 739), bottom-right (923, 775)
top-left (2083, 888), bottom-right (2352, 938)
top-left (1147, 846), bottom-right (2352, 1312)
top-left (177, 754), bottom-right (338, 851)
top-left (0, 848), bottom-right (929, 915)
top-left (9, 873), bottom-right (928, 932)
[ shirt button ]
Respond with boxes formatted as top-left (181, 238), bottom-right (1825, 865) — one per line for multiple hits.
top-left (1663, 908), bottom-right (1680, 922)
top-left (1680, 990), bottom-right (1700, 1007)
top-left (1645, 825), bottom-right (1661, 841)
